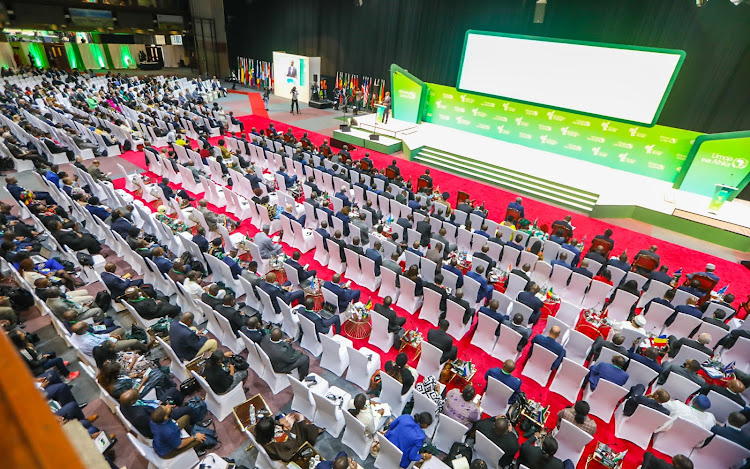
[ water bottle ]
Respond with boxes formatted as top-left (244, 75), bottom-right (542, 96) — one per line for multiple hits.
top-left (248, 404), bottom-right (256, 425)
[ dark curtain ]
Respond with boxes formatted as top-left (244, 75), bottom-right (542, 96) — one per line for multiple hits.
top-left (224, 0), bottom-right (750, 133)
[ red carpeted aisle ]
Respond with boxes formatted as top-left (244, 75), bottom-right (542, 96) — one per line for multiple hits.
top-left (113, 115), bottom-right (744, 468)
top-left (227, 90), bottom-right (269, 119)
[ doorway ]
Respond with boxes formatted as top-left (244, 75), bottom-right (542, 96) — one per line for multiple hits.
top-left (44, 44), bottom-right (70, 71)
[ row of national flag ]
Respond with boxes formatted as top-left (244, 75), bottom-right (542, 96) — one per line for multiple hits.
top-left (237, 57), bottom-right (273, 89)
top-left (335, 71), bottom-right (387, 108)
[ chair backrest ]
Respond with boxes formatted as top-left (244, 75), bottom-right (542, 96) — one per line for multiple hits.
top-left (656, 371), bottom-right (702, 403)
top-left (482, 376), bottom-right (515, 417)
top-left (411, 391), bottom-right (439, 437)
top-left (474, 431), bottom-right (505, 467)
top-left (706, 390), bottom-right (743, 424)
top-left (417, 341), bottom-right (444, 379)
top-left (678, 434), bottom-right (750, 469)
top-left (623, 359), bottom-right (658, 390)
top-left (549, 358), bottom-right (590, 404)
top-left (555, 418), bottom-right (594, 464)
top-left (606, 291), bottom-right (638, 322)
top-left (431, 414), bottom-right (469, 454)
top-left (380, 372), bottom-right (412, 414)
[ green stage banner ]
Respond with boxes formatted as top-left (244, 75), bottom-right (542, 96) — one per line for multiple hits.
top-left (390, 64), bottom-right (427, 124)
top-left (422, 83), bottom-right (701, 182)
top-left (673, 132), bottom-right (750, 199)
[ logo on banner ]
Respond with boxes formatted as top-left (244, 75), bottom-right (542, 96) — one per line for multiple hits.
top-left (618, 153), bottom-right (635, 164)
top-left (456, 116), bottom-right (471, 125)
top-left (587, 136), bottom-right (606, 143)
top-left (435, 100), bottom-right (447, 110)
top-left (454, 106), bottom-right (466, 113)
top-left (493, 116), bottom-right (508, 122)
top-left (525, 109), bottom-right (538, 117)
top-left (648, 162), bottom-right (666, 171)
top-left (515, 117), bottom-right (528, 127)
top-left (477, 124), bottom-right (490, 130)
top-left (538, 124), bottom-right (552, 131)
top-left (442, 93), bottom-right (454, 100)
top-left (497, 125), bottom-right (505, 134)
top-left (471, 108), bottom-right (487, 118)
top-left (614, 142), bottom-right (633, 150)
top-left (502, 102), bottom-right (515, 112)
top-left (645, 144), bottom-right (656, 154)
top-left (547, 111), bottom-right (565, 122)
top-left (564, 144), bottom-right (582, 151)
top-left (459, 94), bottom-right (474, 104)
top-left (734, 158), bottom-right (748, 169)
top-left (519, 133), bottom-right (532, 140)
top-left (573, 119), bottom-right (591, 127)
top-left (601, 122), bottom-right (618, 133)
top-left (398, 90), bottom-right (416, 100)
top-left (659, 136), bottom-right (678, 144)
top-left (480, 101), bottom-right (495, 108)
top-left (629, 127), bottom-right (639, 136)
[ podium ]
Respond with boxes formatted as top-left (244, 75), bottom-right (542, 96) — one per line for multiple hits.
top-left (375, 104), bottom-right (387, 123)
top-left (708, 184), bottom-right (738, 213)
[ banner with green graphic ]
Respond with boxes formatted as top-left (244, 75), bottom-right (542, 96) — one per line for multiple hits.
top-left (673, 132), bottom-right (750, 199)
top-left (422, 83), bottom-right (701, 182)
top-left (390, 64), bottom-right (427, 124)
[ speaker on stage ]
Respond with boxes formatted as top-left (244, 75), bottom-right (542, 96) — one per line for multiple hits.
top-left (369, 134), bottom-right (379, 141)
top-left (339, 124), bottom-right (350, 132)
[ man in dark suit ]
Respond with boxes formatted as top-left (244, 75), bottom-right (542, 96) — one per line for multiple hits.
top-left (560, 239), bottom-right (581, 267)
top-left (335, 207), bottom-right (352, 237)
top-left (221, 250), bottom-right (243, 279)
top-left (334, 187), bottom-right (352, 207)
top-left (527, 326), bottom-right (565, 370)
top-left (239, 317), bottom-right (266, 344)
top-left (374, 296), bottom-right (406, 347)
top-left (518, 284), bottom-right (545, 325)
top-left (101, 263), bottom-right (144, 298)
top-left (192, 227), bottom-right (210, 252)
top-left (151, 247), bottom-right (173, 274)
top-left (484, 359), bottom-right (522, 404)
top-left (627, 346), bottom-right (663, 374)
top-left (387, 159), bottom-right (401, 177)
top-left (506, 264), bottom-right (531, 290)
top-left (667, 297), bottom-right (703, 328)
top-left (584, 246), bottom-right (607, 266)
top-left (427, 320), bottom-right (458, 363)
top-left (423, 273), bottom-right (449, 314)
top-left (443, 258), bottom-right (464, 288)
top-left (119, 390), bottom-right (202, 440)
top-left (297, 298), bottom-right (341, 337)
top-left (505, 233), bottom-right (525, 252)
top-left (473, 244), bottom-right (497, 272)
top-left (329, 231), bottom-right (347, 264)
top-left (689, 309), bottom-right (730, 338)
top-left (285, 250), bottom-right (317, 283)
top-left (502, 313), bottom-right (533, 350)
top-left (418, 169), bottom-right (433, 191)
top-left (471, 417), bottom-right (520, 469)
top-left (415, 216), bottom-right (432, 246)
top-left (450, 289), bottom-right (474, 325)
top-left (704, 412), bottom-right (750, 449)
top-left (656, 359), bottom-right (707, 388)
top-left (667, 333), bottom-right (713, 358)
top-left (478, 299), bottom-right (508, 328)
top-left (157, 177), bottom-right (191, 201)
top-left (396, 214), bottom-right (413, 230)
top-left (169, 312), bottom-right (217, 361)
top-left (215, 294), bottom-right (251, 335)
top-left (549, 229), bottom-right (567, 245)
top-left (587, 334), bottom-right (628, 362)
top-left (466, 265), bottom-right (493, 304)
top-left (585, 355), bottom-right (629, 391)
top-left (201, 284), bottom-right (224, 309)
top-left (323, 273), bottom-right (361, 312)
top-left (643, 266), bottom-right (673, 292)
top-left (365, 241), bottom-right (383, 276)
top-left (606, 252), bottom-right (631, 274)
top-left (643, 289), bottom-right (676, 315)
top-left (572, 259), bottom-right (594, 279)
top-left (641, 453), bottom-right (694, 469)
top-left (633, 245), bottom-right (660, 275)
top-left (261, 328), bottom-right (309, 378)
top-left (623, 384), bottom-right (670, 417)
top-left (258, 272), bottom-right (305, 313)
top-left (507, 197), bottom-right (525, 219)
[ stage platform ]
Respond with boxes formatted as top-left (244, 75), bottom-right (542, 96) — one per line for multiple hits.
top-left (354, 114), bottom-right (750, 252)
top-left (333, 127), bottom-right (402, 154)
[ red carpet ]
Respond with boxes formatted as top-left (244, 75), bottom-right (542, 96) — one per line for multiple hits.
top-left (228, 90), bottom-right (269, 119)
top-left (112, 117), bottom-right (747, 468)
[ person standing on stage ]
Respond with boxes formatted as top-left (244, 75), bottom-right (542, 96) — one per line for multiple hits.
top-left (354, 88), bottom-right (363, 115)
top-left (383, 91), bottom-right (391, 123)
top-left (290, 86), bottom-right (300, 114)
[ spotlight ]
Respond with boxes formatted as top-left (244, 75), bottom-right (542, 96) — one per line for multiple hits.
top-left (696, 0), bottom-right (707, 6)
top-left (353, 0), bottom-right (363, 6)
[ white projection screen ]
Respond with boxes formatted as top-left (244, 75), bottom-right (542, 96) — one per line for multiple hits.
top-left (457, 31), bottom-right (685, 125)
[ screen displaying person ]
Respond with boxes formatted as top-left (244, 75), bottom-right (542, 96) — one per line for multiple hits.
top-left (287, 60), bottom-right (297, 83)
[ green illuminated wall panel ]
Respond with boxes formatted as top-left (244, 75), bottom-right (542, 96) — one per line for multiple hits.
top-left (422, 83), bottom-right (701, 182)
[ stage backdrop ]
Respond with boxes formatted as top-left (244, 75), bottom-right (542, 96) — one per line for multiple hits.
top-left (421, 82), bottom-right (700, 182)
top-left (673, 131), bottom-right (750, 199)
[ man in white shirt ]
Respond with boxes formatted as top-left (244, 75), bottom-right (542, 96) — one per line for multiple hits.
top-left (69, 321), bottom-right (146, 355)
top-left (660, 395), bottom-right (716, 433)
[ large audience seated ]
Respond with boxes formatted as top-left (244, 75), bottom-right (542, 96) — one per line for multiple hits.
top-left (2, 66), bottom-right (749, 469)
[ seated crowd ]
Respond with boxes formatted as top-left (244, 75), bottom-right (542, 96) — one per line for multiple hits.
top-left (2, 67), bottom-right (748, 469)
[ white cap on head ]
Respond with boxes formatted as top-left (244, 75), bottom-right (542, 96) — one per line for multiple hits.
top-left (706, 263), bottom-right (715, 271)
top-left (633, 315), bottom-right (647, 327)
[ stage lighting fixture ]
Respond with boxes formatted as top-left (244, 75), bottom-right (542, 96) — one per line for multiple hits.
top-left (533, 0), bottom-right (547, 24)
top-left (354, 0), bottom-right (363, 6)
top-left (696, 0), bottom-right (707, 6)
